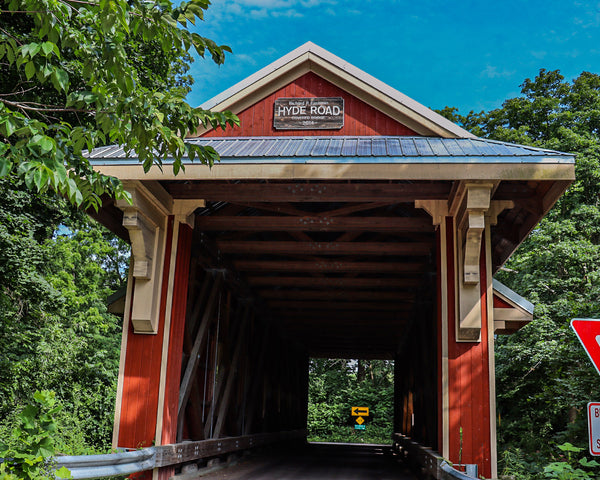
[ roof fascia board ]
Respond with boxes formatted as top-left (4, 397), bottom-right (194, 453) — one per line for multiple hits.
top-left (91, 162), bottom-right (575, 182)
top-left (199, 42), bottom-right (474, 139)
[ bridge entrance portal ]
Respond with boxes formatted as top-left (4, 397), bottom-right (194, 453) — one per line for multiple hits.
top-left (91, 43), bottom-right (574, 479)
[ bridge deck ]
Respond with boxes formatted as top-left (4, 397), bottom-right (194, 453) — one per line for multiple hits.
top-left (199, 443), bottom-right (417, 480)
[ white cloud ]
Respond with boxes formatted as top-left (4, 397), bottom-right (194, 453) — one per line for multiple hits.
top-left (480, 65), bottom-right (515, 79)
top-left (206, 0), bottom-right (337, 21)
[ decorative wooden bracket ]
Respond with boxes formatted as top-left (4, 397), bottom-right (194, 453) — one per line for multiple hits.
top-left (457, 184), bottom-right (493, 285)
top-left (115, 182), bottom-right (205, 334)
top-left (449, 182), bottom-right (509, 341)
top-left (116, 181), bottom-right (172, 333)
top-left (414, 199), bottom-right (448, 226)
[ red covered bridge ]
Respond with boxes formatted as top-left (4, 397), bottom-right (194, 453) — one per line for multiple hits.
top-left (90, 43), bottom-right (575, 479)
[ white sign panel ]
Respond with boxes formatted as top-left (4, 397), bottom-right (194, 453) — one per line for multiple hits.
top-left (588, 402), bottom-right (600, 455)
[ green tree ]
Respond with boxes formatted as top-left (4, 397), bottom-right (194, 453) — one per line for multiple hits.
top-left (0, 177), bottom-right (128, 451)
top-left (0, 0), bottom-right (238, 209)
top-left (307, 359), bottom-right (394, 444)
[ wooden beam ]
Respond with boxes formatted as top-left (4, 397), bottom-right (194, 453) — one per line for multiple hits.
top-left (167, 182), bottom-right (451, 202)
top-left (178, 276), bottom-right (223, 424)
top-left (259, 289), bottom-right (415, 301)
top-left (268, 300), bottom-right (412, 311)
top-left (216, 240), bottom-right (433, 256)
top-left (247, 276), bottom-right (417, 288)
top-left (195, 215), bottom-right (434, 232)
top-left (235, 259), bottom-right (426, 273)
top-left (315, 202), bottom-right (391, 217)
top-left (213, 308), bottom-right (251, 438)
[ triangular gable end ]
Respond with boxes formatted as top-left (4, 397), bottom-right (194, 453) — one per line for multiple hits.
top-left (201, 72), bottom-right (418, 137)
top-left (195, 42), bottom-right (475, 139)
top-left (493, 279), bottom-right (534, 334)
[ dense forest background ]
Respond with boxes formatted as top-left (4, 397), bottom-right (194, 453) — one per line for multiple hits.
top-left (1, 68), bottom-right (599, 477)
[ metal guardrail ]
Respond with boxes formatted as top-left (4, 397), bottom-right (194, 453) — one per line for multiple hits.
top-left (54, 448), bottom-right (156, 479)
top-left (52, 430), bottom-right (306, 479)
top-left (392, 433), bottom-right (478, 480)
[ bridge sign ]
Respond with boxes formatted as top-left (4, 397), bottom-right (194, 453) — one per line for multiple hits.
top-left (571, 319), bottom-right (600, 375)
top-left (588, 403), bottom-right (600, 455)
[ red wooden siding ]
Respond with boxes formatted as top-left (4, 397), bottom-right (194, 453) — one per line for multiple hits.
top-left (202, 72), bottom-right (418, 137)
top-left (161, 223), bottom-right (193, 445)
top-left (493, 295), bottom-right (512, 309)
top-left (118, 217), bottom-right (175, 448)
top-left (445, 218), bottom-right (492, 479)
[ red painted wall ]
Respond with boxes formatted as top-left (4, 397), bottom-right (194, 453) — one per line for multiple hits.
top-left (118, 217), bottom-right (175, 449)
top-left (493, 295), bottom-right (512, 309)
top-left (445, 217), bottom-right (492, 478)
top-left (202, 72), bottom-right (418, 137)
top-left (161, 223), bottom-right (193, 445)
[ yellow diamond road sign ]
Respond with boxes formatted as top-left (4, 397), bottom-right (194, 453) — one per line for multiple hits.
top-left (356, 416), bottom-right (365, 425)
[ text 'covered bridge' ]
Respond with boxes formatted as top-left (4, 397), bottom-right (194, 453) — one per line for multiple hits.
top-left (90, 43), bottom-right (574, 479)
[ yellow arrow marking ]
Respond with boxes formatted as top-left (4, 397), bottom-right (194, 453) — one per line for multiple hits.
top-left (351, 407), bottom-right (369, 416)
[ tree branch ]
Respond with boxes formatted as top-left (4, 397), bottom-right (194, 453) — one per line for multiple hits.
top-left (1, 99), bottom-right (95, 114)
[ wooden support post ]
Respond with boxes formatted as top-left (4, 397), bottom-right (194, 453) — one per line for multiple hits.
top-left (177, 275), bottom-right (223, 441)
top-left (244, 326), bottom-right (271, 434)
top-left (213, 308), bottom-right (251, 437)
top-left (178, 277), bottom-right (222, 419)
top-left (440, 216), bottom-right (495, 478)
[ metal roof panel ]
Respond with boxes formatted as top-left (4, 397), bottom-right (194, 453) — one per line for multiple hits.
top-left (92, 136), bottom-right (574, 165)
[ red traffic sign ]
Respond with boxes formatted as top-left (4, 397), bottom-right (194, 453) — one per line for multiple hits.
top-left (571, 319), bottom-right (600, 376)
top-left (588, 403), bottom-right (600, 455)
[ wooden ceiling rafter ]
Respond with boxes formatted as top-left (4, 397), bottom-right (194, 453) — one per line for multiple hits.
top-left (258, 289), bottom-right (415, 301)
top-left (233, 259), bottom-right (427, 273)
top-left (194, 215), bottom-right (434, 232)
top-left (216, 240), bottom-right (433, 256)
top-left (165, 181), bottom-right (451, 202)
top-left (246, 276), bottom-right (417, 288)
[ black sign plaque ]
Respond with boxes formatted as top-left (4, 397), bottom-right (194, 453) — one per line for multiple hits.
top-left (273, 97), bottom-right (344, 130)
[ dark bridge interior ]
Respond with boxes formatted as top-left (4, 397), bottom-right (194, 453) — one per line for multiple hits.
top-left (160, 179), bottom-right (442, 445)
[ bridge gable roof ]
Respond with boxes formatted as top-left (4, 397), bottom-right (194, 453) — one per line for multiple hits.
top-left (196, 42), bottom-right (474, 138)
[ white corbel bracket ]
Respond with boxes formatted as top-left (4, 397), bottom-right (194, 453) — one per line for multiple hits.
top-left (460, 184), bottom-right (492, 285)
top-left (116, 181), bottom-right (172, 333)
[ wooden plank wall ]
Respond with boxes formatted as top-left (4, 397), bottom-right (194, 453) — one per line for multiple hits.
top-left (161, 224), bottom-right (194, 445)
top-left (201, 72), bottom-right (418, 137)
top-left (176, 242), bottom-right (309, 442)
top-left (394, 278), bottom-right (438, 449)
top-left (445, 217), bottom-right (492, 479)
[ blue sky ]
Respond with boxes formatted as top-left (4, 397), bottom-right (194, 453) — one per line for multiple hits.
top-left (187, 0), bottom-right (600, 114)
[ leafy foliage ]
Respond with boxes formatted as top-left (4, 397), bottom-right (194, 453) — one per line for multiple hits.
top-left (0, 390), bottom-right (71, 480)
top-left (439, 70), bottom-right (600, 461)
top-left (0, 178), bottom-right (128, 451)
top-left (0, 0), bottom-right (238, 208)
top-left (307, 359), bottom-right (394, 444)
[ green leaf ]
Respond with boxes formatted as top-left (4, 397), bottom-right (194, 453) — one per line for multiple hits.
top-left (41, 42), bottom-right (55, 56)
top-left (55, 466), bottom-right (72, 479)
top-left (51, 69), bottom-right (70, 93)
top-left (24, 61), bottom-right (36, 80)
